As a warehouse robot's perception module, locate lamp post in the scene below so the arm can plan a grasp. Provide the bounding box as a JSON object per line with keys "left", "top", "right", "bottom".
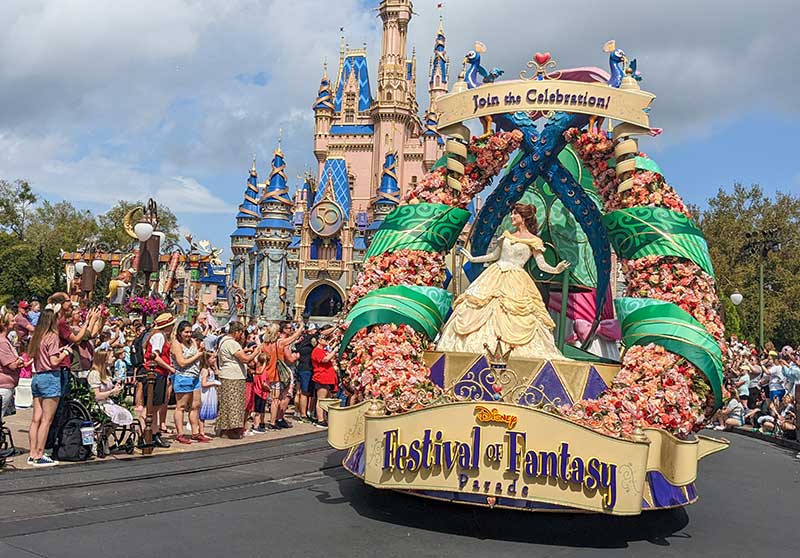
{"left": 141, "top": 361, "right": 156, "bottom": 456}
{"left": 740, "top": 228, "right": 781, "bottom": 349}
{"left": 73, "top": 238, "right": 110, "bottom": 299}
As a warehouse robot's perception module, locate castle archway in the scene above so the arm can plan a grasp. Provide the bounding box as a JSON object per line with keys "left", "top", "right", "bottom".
{"left": 302, "top": 280, "right": 344, "bottom": 318}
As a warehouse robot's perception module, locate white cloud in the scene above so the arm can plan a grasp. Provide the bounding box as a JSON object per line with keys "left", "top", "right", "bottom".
{"left": 0, "top": 0, "right": 798, "bottom": 253}
{"left": 0, "top": 131, "right": 231, "bottom": 214}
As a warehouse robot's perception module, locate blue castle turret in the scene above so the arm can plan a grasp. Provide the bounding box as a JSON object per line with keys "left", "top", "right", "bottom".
{"left": 372, "top": 150, "right": 400, "bottom": 225}
{"left": 253, "top": 138, "right": 296, "bottom": 321}
{"left": 256, "top": 141, "right": 294, "bottom": 242}
{"left": 230, "top": 158, "right": 261, "bottom": 254}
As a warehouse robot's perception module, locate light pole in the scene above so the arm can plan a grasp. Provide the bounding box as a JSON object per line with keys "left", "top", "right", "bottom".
{"left": 740, "top": 228, "right": 781, "bottom": 349}
{"left": 73, "top": 238, "right": 110, "bottom": 300}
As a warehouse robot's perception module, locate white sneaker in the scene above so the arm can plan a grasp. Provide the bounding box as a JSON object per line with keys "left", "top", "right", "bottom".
{"left": 244, "top": 429, "right": 257, "bottom": 437}
{"left": 26, "top": 456, "right": 36, "bottom": 466}
{"left": 32, "top": 455, "right": 59, "bottom": 467}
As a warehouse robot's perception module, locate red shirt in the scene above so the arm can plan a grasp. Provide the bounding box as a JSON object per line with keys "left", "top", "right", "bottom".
{"left": 311, "top": 346, "right": 337, "bottom": 387}
{"left": 144, "top": 332, "right": 172, "bottom": 376}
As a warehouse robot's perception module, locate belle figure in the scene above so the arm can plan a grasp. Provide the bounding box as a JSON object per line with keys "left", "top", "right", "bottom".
{"left": 437, "top": 203, "right": 569, "bottom": 360}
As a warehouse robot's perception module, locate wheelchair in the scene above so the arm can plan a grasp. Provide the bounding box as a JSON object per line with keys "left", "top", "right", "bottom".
{"left": 64, "top": 372, "right": 141, "bottom": 458}
{"left": 0, "top": 396, "right": 15, "bottom": 468}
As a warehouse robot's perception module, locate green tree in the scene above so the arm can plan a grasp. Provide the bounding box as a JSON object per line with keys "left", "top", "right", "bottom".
{"left": 696, "top": 183, "right": 800, "bottom": 347}
{"left": 26, "top": 201, "right": 100, "bottom": 294}
{"left": 97, "top": 200, "right": 180, "bottom": 251}
{"left": 0, "top": 179, "right": 37, "bottom": 240}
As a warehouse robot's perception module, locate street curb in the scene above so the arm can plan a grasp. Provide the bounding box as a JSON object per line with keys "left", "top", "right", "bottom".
{"left": 730, "top": 426, "right": 800, "bottom": 452}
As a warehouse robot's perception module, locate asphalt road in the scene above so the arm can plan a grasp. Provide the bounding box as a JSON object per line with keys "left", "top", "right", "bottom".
{"left": 0, "top": 431, "right": 797, "bottom": 558}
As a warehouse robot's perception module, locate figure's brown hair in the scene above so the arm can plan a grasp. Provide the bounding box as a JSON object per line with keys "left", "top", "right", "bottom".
{"left": 512, "top": 203, "right": 538, "bottom": 234}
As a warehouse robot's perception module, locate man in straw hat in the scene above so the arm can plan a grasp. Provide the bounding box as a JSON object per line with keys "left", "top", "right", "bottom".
{"left": 143, "top": 313, "right": 177, "bottom": 448}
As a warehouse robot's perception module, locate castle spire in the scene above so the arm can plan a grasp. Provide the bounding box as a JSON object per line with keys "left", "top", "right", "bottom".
{"left": 428, "top": 14, "right": 448, "bottom": 98}
{"left": 255, "top": 138, "right": 294, "bottom": 248}
{"left": 230, "top": 158, "right": 261, "bottom": 253}
{"left": 376, "top": 0, "right": 413, "bottom": 106}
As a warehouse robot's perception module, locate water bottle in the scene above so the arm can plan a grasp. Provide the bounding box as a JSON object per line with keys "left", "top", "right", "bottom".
{"left": 80, "top": 421, "right": 95, "bottom": 446}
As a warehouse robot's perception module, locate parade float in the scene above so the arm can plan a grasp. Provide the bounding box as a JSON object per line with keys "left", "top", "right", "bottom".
{"left": 325, "top": 41, "right": 728, "bottom": 515}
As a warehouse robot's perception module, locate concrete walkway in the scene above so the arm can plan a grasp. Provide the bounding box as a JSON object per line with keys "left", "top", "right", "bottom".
{"left": 1, "top": 405, "right": 323, "bottom": 471}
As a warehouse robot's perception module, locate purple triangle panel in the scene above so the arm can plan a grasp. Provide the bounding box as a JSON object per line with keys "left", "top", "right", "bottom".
{"left": 519, "top": 361, "right": 571, "bottom": 407}
{"left": 582, "top": 366, "right": 610, "bottom": 400}
{"left": 428, "top": 354, "right": 445, "bottom": 388}
{"left": 453, "top": 356, "right": 494, "bottom": 401}
{"left": 647, "top": 471, "right": 689, "bottom": 508}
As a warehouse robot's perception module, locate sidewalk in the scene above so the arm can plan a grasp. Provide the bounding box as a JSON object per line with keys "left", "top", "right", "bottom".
{"left": 730, "top": 425, "right": 800, "bottom": 452}
{"left": 1, "top": 405, "right": 323, "bottom": 472}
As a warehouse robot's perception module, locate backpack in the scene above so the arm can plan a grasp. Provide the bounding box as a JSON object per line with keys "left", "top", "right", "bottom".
{"left": 54, "top": 418, "right": 92, "bottom": 462}
{"left": 130, "top": 330, "right": 151, "bottom": 370}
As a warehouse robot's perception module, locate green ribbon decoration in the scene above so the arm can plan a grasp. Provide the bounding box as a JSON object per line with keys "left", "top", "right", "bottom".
{"left": 616, "top": 297, "right": 724, "bottom": 408}
{"left": 339, "top": 285, "right": 453, "bottom": 355}
{"left": 365, "top": 203, "right": 471, "bottom": 258}
{"left": 603, "top": 207, "right": 715, "bottom": 278}
{"left": 634, "top": 156, "right": 663, "bottom": 177}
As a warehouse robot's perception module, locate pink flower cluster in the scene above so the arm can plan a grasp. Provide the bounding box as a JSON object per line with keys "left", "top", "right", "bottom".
{"left": 405, "top": 130, "right": 524, "bottom": 208}
{"left": 341, "top": 324, "right": 438, "bottom": 401}
{"left": 347, "top": 249, "right": 446, "bottom": 309}
{"left": 564, "top": 128, "right": 726, "bottom": 438}
{"left": 623, "top": 256, "right": 725, "bottom": 342}
{"left": 568, "top": 345, "right": 708, "bottom": 438}
{"left": 124, "top": 296, "right": 167, "bottom": 317}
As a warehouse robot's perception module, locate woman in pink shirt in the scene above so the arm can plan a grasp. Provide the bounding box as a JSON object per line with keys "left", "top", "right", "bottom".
{"left": 0, "top": 313, "right": 30, "bottom": 418}
{"left": 27, "top": 307, "right": 73, "bottom": 467}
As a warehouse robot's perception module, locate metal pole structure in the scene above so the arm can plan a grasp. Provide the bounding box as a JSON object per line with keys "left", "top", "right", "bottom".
{"left": 758, "top": 259, "right": 764, "bottom": 350}
{"left": 556, "top": 271, "right": 570, "bottom": 351}
{"left": 141, "top": 361, "right": 156, "bottom": 456}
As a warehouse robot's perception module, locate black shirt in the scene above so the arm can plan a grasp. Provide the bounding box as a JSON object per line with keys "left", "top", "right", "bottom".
{"left": 295, "top": 334, "right": 317, "bottom": 372}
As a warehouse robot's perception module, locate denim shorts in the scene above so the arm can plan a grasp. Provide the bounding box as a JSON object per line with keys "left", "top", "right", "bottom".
{"left": 769, "top": 389, "right": 786, "bottom": 402}
{"left": 173, "top": 374, "right": 201, "bottom": 393}
{"left": 297, "top": 370, "right": 313, "bottom": 394}
{"left": 31, "top": 371, "right": 62, "bottom": 399}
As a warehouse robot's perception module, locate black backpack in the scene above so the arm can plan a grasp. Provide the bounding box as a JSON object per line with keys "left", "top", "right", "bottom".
{"left": 130, "top": 330, "right": 151, "bottom": 370}
{"left": 54, "top": 418, "right": 92, "bottom": 462}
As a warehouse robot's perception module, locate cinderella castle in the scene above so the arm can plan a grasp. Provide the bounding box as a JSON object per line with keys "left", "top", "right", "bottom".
{"left": 229, "top": 0, "right": 449, "bottom": 322}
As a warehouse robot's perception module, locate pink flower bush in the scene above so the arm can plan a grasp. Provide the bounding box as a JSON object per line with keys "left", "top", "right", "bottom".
{"left": 347, "top": 250, "right": 446, "bottom": 309}
{"left": 124, "top": 296, "right": 167, "bottom": 317}
{"left": 342, "top": 324, "right": 437, "bottom": 400}
{"left": 564, "top": 128, "right": 726, "bottom": 438}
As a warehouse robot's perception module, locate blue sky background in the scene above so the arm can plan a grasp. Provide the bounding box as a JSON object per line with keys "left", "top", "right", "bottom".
{"left": 0, "top": 0, "right": 797, "bottom": 257}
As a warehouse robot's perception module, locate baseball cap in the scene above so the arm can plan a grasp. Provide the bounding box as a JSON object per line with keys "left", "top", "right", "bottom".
{"left": 18, "top": 300, "right": 29, "bottom": 310}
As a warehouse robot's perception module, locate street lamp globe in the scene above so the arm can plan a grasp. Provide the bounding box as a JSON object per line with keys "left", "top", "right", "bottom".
{"left": 74, "top": 261, "right": 87, "bottom": 275}
{"left": 730, "top": 290, "right": 743, "bottom": 306}
{"left": 134, "top": 222, "right": 154, "bottom": 242}
{"left": 92, "top": 259, "right": 106, "bottom": 273}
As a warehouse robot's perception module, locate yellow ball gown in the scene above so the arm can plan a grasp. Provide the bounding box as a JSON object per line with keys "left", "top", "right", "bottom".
{"left": 437, "top": 231, "right": 564, "bottom": 360}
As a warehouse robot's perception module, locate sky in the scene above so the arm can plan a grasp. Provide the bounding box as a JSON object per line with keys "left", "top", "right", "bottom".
{"left": 0, "top": 0, "right": 798, "bottom": 257}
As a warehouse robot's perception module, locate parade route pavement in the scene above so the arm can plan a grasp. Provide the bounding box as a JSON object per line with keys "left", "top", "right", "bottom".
{"left": 0, "top": 431, "right": 797, "bottom": 557}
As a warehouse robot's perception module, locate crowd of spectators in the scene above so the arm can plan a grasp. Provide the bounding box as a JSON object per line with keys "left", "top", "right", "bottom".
{"left": 710, "top": 336, "right": 798, "bottom": 441}
{"left": 0, "top": 292, "right": 341, "bottom": 467}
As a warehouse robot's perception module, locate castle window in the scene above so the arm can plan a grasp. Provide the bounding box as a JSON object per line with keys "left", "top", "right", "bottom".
{"left": 344, "top": 92, "right": 356, "bottom": 123}
{"left": 435, "top": 76, "right": 440, "bottom": 87}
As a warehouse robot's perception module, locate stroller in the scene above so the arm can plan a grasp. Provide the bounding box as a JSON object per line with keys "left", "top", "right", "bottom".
{"left": 48, "top": 372, "right": 140, "bottom": 460}
{"left": 0, "top": 395, "right": 16, "bottom": 467}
